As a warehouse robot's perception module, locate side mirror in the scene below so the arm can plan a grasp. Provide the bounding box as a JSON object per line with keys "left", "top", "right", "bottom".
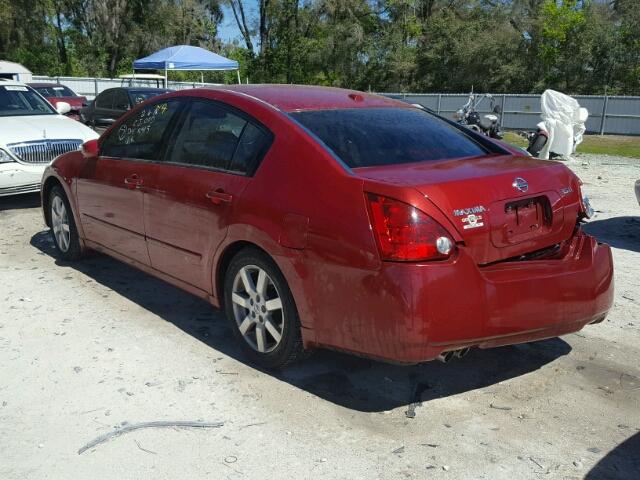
{"left": 81, "top": 139, "right": 99, "bottom": 160}
{"left": 493, "top": 104, "right": 502, "bottom": 114}
{"left": 56, "top": 101, "right": 71, "bottom": 115}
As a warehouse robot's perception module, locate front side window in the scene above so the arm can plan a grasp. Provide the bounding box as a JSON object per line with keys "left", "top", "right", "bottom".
{"left": 167, "top": 100, "right": 247, "bottom": 171}
{"left": 290, "top": 107, "right": 487, "bottom": 168}
{"left": 100, "top": 100, "right": 181, "bottom": 161}
{"left": 0, "top": 85, "right": 56, "bottom": 117}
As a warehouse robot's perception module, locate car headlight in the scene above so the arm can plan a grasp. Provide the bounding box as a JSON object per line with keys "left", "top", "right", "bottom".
{"left": 0, "top": 148, "right": 16, "bottom": 163}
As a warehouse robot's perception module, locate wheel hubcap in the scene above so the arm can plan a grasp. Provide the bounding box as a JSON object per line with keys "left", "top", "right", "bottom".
{"left": 231, "top": 265, "right": 284, "bottom": 353}
{"left": 51, "top": 195, "right": 71, "bottom": 253}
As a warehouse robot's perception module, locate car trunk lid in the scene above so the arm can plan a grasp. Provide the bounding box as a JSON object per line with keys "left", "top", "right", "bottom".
{"left": 355, "top": 154, "right": 582, "bottom": 264}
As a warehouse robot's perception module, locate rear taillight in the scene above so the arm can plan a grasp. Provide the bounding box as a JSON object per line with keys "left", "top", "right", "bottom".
{"left": 366, "top": 193, "right": 456, "bottom": 262}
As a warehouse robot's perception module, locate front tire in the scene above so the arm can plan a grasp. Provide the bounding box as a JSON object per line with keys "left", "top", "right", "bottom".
{"left": 49, "top": 185, "right": 83, "bottom": 261}
{"left": 224, "top": 248, "right": 305, "bottom": 369}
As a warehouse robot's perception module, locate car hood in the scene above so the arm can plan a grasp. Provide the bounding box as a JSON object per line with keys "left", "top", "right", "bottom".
{"left": 0, "top": 115, "right": 98, "bottom": 146}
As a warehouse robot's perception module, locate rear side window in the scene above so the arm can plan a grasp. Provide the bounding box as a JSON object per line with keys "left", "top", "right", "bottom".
{"left": 34, "top": 86, "right": 76, "bottom": 97}
{"left": 291, "top": 108, "right": 487, "bottom": 168}
{"left": 113, "top": 90, "right": 130, "bottom": 111}
{"left": 96, "top": 90, "right": 115, "bottom": 109}
{"left": 228, "top": 123, "right": 272, "bottom": 174}
{"left": 166, "top": 100, "right": 271, "bottom": 174}
{"left": 100, "top": 100, "right": 181, "bottom": 160}
{"left": 167, "top": 101, "right": 244, "bottom": 170}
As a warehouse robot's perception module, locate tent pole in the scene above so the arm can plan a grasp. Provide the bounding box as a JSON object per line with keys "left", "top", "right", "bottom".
{"left": 237, "top": 70, "right": 241, "bottom": 85}
{"left": 164, "top": 67, "right": 168, "bottom": 88}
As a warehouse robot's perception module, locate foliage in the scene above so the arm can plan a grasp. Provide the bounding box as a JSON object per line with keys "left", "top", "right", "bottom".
{"left": 1, "top": 0, "right": 639, "bottom": 94}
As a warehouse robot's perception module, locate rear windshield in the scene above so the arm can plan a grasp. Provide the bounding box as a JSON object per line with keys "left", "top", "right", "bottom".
{"left": 33, "top": 85, "right": 77, "bottom": 97}
{"left": 129, "top": 90, "right": 171, "bottom": 105}
{"left": 290, "top": 107, "right": 487, "bottom": 168}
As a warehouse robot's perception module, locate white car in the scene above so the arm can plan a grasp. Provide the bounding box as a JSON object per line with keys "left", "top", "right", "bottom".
{"left": 0, "top": 80, "right": 98, "bottom": 196}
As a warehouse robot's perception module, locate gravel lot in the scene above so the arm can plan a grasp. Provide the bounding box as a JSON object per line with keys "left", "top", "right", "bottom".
{"left": 1, "top": 153, "right": 639, "bottom": 480}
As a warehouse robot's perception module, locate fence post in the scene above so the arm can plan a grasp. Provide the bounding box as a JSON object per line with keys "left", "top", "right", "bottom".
{"left": 437, "top": 94, "right": 442, "bottom": 114}
{"left": 599, "top": 95, "right": 609, "bottom": 136}
{"left": 94, "top": 78, "right": 98, "bottom": 98}
{"left": 500, "top": 94, "right": 507, "bottom": 128}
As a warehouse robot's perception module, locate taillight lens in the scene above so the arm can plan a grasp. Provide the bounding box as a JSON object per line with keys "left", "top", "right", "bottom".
{"left": 366, "top": 193, "right": 456, "bottom": 262}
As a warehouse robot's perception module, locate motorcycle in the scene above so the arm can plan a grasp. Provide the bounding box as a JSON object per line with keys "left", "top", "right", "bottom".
{"left": 455, "top": 92, "right": 503, "bottom": 139}
{"left": 527, "top": 89, "right": 588, "bottom": 159}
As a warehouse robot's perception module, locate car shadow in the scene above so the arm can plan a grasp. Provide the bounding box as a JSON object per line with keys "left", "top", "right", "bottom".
{"left": 586, "top": 432, "right": 640, "bottom": 480}
{"left": 31, "top": 230, "right": 572, "bottom": 413}
{"left": 583, "top": 216, "right": 640, "bottom": 253}
{"left": 0, "top": 192, "right": 41, "bottom": 211}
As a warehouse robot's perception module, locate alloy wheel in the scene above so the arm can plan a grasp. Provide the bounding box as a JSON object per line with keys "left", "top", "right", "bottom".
{"left": 231, "top": 265, "right": 284, "bottom": 353}
{"left": 51, "top": 195, "right": 71, "bottom": 253}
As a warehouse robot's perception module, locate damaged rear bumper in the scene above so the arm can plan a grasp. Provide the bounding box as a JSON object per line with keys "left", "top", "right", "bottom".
{"left": 318, "top": 231, "right": 614, "bottom": 364}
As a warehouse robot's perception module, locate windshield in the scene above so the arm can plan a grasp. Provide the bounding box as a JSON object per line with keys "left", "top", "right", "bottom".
{"left": 129, "top": 90, "right": 170, "bottom": 105}
{"left": 33, "top": 85, "right": 77, "bottom": 97}
{"left": 0, "top": 85, "right": 56, "bottom": 117}
{"left": 290, "top": 107, "right": 487, "bottom": 168}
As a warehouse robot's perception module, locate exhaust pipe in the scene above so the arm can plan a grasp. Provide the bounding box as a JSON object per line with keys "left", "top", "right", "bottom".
{"left": 437, "top": 351, "right": 454, "bottom": 363}
{"left": 454, "top": 347, "right": 470, "bottom": 359}
{"left": 437, "top": 348, "right": 471, "bottom": 363}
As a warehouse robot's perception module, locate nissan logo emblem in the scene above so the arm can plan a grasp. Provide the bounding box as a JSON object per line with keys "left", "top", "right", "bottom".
{"left": 513, "top": 177, "right": 528, "bottom": 193}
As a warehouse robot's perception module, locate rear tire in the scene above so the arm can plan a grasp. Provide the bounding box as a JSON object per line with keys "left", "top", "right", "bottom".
{"left": 528, "top": 133, "right": 547, "bottom": 157}
{"left": 48, "top": 185, "right": 83, "bottom": 261}
{"left": 223, "top": 247, "right": 306, "bottom": 369}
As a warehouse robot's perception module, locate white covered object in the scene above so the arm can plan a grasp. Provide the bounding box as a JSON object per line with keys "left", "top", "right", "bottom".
{"left": 538, "top": 89, "right": 588, "bottom": 160}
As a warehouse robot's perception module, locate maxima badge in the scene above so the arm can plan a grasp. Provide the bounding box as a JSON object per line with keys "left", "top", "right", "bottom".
{"left": 513, "top": 177, "right": 529, "bottom": 193}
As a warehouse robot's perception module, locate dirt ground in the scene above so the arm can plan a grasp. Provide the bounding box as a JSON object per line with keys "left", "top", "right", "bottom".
{"left": 1, "top": 153, "right": 639, "bottom": 480}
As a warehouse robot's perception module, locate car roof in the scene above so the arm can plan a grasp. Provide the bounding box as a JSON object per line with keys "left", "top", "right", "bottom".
{"left": 206, "top": 84, "right": 407, "bottom": 113}
{"left": 99, "top": 87, "right": 171, "bottom": 94}
{"left": 123, "top": 87, "right": 171, "bottom": 93}
{"left": 28, "top": 82, "right": 67, "bottom": 88}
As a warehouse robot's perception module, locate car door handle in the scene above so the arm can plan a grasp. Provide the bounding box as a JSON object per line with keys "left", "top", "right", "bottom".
{"left": 124, "top": 174, "right": 143, "bottom": 189}
{"left": 206, "top": 189, "right": 233, "bottom": 206}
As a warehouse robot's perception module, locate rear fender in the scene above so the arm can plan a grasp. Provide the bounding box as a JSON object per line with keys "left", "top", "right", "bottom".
{"left": 212, "top": 223, "right": 315, "bottom": 341}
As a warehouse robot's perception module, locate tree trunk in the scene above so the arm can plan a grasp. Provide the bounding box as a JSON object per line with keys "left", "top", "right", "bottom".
{"left": 285, "top": 0, "right": 299, "bottom": 84}
{"left": 54, "top": 7, "right": 69, "bottom": 74}
{"left": 228, "top": 0, "right": 254, "bottom": 54}
{"left": 259, "top": 0, "right": 271, "bottom": 55}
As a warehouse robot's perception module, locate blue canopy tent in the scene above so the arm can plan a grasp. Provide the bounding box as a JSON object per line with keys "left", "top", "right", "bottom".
{"left": 133, "top": 45, "right": 240, "bottom": 86}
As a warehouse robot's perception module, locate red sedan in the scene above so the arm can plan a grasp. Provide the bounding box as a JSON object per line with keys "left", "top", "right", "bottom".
{"left": 40, "top": 85, "right": 614, "bottom": 369}
{"left": 29, "top": 83, "right": 87, "bottom": 121}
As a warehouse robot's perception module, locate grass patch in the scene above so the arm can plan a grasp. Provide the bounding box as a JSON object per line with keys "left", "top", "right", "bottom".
{"left": 503, "top": 131, "right": 528, "bottom": 149}
{"left": 577, "top": 135, "right": 640, "bottom": 158}
{"left": 502, "top": 131, "right": 640, "bottom": 159}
